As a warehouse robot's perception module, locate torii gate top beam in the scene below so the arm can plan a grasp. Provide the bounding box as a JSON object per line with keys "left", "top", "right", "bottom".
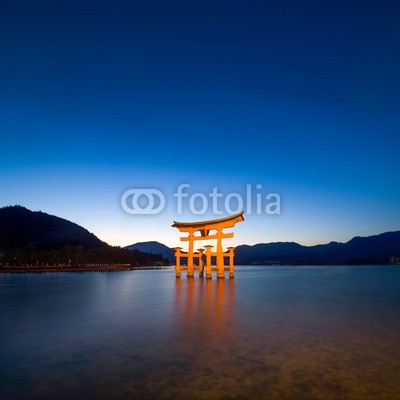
{"left": 171, "top": 211, "right": 244, "bottom": 234}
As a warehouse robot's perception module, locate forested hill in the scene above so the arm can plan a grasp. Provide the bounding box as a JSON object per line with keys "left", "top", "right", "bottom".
{"left": 0, "top": 205, "right": 105, "bottom": 249}
{"left": 0, "top": 206, "right": 167, "bottom": 267}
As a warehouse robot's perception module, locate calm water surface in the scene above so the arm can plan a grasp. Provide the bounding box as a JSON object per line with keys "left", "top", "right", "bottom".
{"left": 1, "top": 266, "right": 400, "bottom": 400}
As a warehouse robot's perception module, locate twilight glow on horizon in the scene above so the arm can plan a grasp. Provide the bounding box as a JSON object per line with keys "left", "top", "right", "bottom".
{"left": 1, "top": 0, "right": 399, "bottom": 248}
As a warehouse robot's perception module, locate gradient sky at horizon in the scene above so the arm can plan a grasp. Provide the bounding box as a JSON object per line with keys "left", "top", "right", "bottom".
{"left": 1, "top": 0, "right": 399, "bottom": 248}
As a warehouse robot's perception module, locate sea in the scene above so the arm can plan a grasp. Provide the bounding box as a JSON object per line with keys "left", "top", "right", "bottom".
{"left": 1, "top": 265, "right": 400, "bottom": 400}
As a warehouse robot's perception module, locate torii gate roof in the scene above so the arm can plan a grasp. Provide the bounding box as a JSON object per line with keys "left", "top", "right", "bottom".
{"left": 172, "top": 211, "right": 244, "bottom": 230}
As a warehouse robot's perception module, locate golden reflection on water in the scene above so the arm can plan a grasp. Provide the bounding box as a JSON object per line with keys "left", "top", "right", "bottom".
{"left": 174, "top": 278, "right": 236, "bottom": 343}
{"left": 154, "top": 278, "right": 243, "bottom": 400}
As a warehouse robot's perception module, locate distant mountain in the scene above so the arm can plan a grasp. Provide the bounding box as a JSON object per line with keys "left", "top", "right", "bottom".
{"left": 0, "top": 205, "right": 106, "bottom": 250}
{"left": 235, "top": 231, "right": 400, "bottom": 265}
{"left": 125, "top": 241, "right": 175, "bottom": 262}
{"left": 128, "top": 231, "right": 400, "bottom": 265}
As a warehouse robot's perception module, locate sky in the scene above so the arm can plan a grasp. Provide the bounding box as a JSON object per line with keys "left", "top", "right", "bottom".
{"left": 1, "top": 0, "right": 399, "bottom": 249}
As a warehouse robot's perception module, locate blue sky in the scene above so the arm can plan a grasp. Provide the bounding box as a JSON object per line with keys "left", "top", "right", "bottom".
{"left": 1, "top": 0, "right": 399, "bottom": 248}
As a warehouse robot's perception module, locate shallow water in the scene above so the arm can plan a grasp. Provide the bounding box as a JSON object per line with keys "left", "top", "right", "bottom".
{"left": 1, "top": 266, "right": 400, "bottom": 399}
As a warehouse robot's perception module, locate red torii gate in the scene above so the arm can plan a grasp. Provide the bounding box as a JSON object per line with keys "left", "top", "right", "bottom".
{"left": 172, "top": 211, "right": 244, "bottom": 279}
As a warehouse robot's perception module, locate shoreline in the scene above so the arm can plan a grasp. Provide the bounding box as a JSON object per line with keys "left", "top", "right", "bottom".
{"left": 0, "top": 265, "right": 133, "bottom": 273}
{"left": 0, "top": 265, "right": 174, "bottom": 273}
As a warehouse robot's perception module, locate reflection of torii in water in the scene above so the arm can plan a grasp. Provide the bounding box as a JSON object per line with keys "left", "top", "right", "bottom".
{"left": 172, "top": 211, "right": 244, "bottom": 279}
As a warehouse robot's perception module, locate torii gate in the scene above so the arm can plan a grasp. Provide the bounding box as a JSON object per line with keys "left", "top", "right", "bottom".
{"left": 172, "top": 211, "right": 244, "bottom": 279}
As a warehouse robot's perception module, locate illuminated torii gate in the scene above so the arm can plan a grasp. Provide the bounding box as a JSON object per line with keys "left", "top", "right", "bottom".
{"left": 172, "top": 211, "right": 244, "bottom": 279}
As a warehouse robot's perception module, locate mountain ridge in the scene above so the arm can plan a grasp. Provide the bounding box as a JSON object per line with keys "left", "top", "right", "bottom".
{"left": 2, "top": 205, "right": 398, "bottom": 266}
{"left": 125, "top": 230, "right": 400, "bottom": 265}
{"left": 124, "top": 241, "right": 175, "bottom": 262}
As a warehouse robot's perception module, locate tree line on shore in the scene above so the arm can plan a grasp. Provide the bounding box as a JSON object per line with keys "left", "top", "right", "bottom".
{"left": 0, "top": 245, "right": 168, "bottom": 267}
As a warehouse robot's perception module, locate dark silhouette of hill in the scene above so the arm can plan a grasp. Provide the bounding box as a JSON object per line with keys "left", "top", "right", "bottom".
{"left": 235, "top": 231, "right": 400, "bottom": 265}
{"left": 0, "top": 205, "right": 106, "bottom": 250}
{"left": 0, "top": 206, "right": 167, "bottom": 267}
{"left": 125, "top": 241, "right": 175, "bottom": 262}
{"left": 128, "top": 231, "right": 400, "bottom": 265}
